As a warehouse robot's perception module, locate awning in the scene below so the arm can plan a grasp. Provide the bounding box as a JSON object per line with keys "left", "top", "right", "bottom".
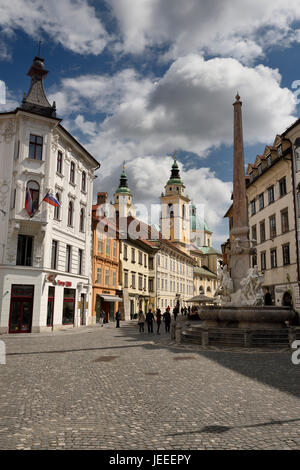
{"left": 100, "top": 294, "right": 122, "bottom": 302}
{"left": 186, "top": 294, "right": 214, "bottom": 303}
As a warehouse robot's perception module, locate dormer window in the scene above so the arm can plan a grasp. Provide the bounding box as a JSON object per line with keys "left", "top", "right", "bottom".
{"left": 277, "top": 145, "right": 283, "bottom": 157}
{"left": 267, "top": 155, "right": 272, "bottom": 167}
{"left": 250, "top": 173, "right": 254, "bottom": 183}
{"left": 258, "top": 164, "right": 262, "bottom": 175}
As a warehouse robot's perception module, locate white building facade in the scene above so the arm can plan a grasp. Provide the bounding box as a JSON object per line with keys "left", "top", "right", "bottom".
{"left": 0, "top": 54, "right": 99, "bottom": 333}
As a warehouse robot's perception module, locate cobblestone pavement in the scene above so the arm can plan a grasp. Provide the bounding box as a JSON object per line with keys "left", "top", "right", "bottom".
{"left": 0, "top": 320, "right": 300, "bottom": 450}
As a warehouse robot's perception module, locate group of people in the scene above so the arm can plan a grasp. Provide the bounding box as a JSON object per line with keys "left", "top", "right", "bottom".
{"left": 137, "top": 308, "right": 172, "bottom": 334}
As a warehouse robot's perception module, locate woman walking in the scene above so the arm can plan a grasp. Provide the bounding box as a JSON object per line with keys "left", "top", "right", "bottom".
{"left": 137, "top": 310, "right": 145, "bottom": 333}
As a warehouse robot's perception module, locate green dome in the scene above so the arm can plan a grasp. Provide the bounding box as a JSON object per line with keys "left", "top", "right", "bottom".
{"left": 115, "top": 168, "right": 131, "bottom": 194}
{"left": 190, "top": 214, "right": 210, "bottom": 232}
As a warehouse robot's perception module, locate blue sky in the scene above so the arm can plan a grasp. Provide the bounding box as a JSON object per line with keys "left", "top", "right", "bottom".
{"left": 1, "top": 0, "right": 300, "bottom": 246}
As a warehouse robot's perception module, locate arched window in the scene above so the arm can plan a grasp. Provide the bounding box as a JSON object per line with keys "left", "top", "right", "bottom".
{"left": 68, "top": 201, "right": 74, "bottom": 226}
{"left": 79, "top": 207, "right": 85, "bottom": 232}
{"left": 26, "top": 180, "right": 40, "bottom": 212}
{"left": 199, "top": 285, "right": 204, "bottom": 294}
{"left": 81, "top": 171, "right": 86, "bottom": 192}
{"left": 54, "top": 193, "right": 60, "bottom": 220}
{"left": 168, "top": 203, "right": 174, "bottom": 218}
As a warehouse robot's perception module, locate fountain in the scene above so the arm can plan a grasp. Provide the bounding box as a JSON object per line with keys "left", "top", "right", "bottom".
{"left": 182, "top": 94, "right": 297, "bottom": 348}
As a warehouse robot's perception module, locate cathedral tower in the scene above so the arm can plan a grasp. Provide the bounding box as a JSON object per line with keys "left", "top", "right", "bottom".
{"left": 113, "top": 165, "right": 135, "bottom": 218}
{"left": 160, "top": 155, "right": 190, "bottom": 248}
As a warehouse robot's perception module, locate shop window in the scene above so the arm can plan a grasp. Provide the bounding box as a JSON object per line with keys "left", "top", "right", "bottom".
{"left": 62, "top": 288, "right": 75, "bottom": 325}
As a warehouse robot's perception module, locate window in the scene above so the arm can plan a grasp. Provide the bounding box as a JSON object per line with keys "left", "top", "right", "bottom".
{"left": 270, "top": 249, "right": 277, "bottom": 268}
{"left": 16, "top": 235, "right": 33, "bottom": 266}
{"left": 131, "top": 248, "right": 135, "bottom": 263}
{"left": 281, "top": 209, "right": 289, "bottom": 233}
{"left": 277, "top": 145, "right": 283, "bottom": 157}
{"left": 252, "top": 225, "right": 257, "bottom": 244}
{"left": 258, "top": 193, "right": 264, "bottom": 210}
{"left": 124, "top": 271, "right": 128, "bottom": 288}
{"left": 295, "top": 142, "right": 300, "bottom": 172}
{"left": 112, "top": 272, "right": 116, "bottom": 287}
{"left": 124, "top": 244, "right": 128, "bottom": 260}
{"left": 131, "top": 273, "right": 136, "bottom": 289}
{"left": 138, "top": 251, "right": 143, "bottom": 265}
{"left": 29, "top": 134, "right": 43, "bottom": 160}
{"left": 269, "top": 215, "right": 276, "bottom": 239}
{"left": 149, "top": 257, "right": 153, "bottom": 270}
{"left": 260, "top": 221, "right": 266, "bottom": 243}
{"left": 81, "top": 171, "right": 86, "bottom": 192}
{"left": 96, "top": 267, "right": 101, "bottom": 284}
{"left": 105, "top": 269, "right": 109, "bottom": 286}
{"left": 252, "top": 254, "right": 257, "bottom": 267}
{"left": 157, "top": 254, "right": 160, "bottom": 266}
{"left": 279, "top": 177, "right": 287, "bottom": 197}
{"left": 138, "top": 274, "right": 143, "bottom": 290}
{"left": 106, "top": 238, "right": 110, "bottom": 256}
{"left": 149, "top": 278, "right": 154, "bottom": 292}
{"left": 78, "top": 249, "right": 83, "bottom": 275}
{"left": 267, "top": 155, "right": 272, "bottom": 167}
{"left": 250, "top": 199, "right": 256, "bottom": 215}
{"left": 51, "top": 240, "right": 58, "bottom": 269}
{"left": 66, "top": 245, "right": 72, "bottom": 272}
{"left": 26, "top": 180, "right": 40, "bottom": 212}
{"left": 62, "top": 288, "right": 75, "bottom": 325}
{"left": 113, "top": 241, "right": 117, "bottom": 258}
{"left": 57, "top": 151, "right": 63, "bottom": 174}
{"left": 144, "top": 254, "right": 147, "bottom": 267}
{"left": 70, "top": 161, "right": 75, "bottom": 184}
{"left": 54, "top": 193, "right": 60, "bottom": 220}
{"left": 79, "top": 208, "right": 85, "bottom": 232}
{"left": 98, "top": 237, "right": 102, "bottom": 253}
{"left": 47, "top": 287, "right": 55, "bottom": 327}
{"left": 258, "top": 164, "right": 262, "bottom": 175}
{"left": 261, "top": 252, "right": 266, "bottom": 271}
{"left": 68, "top": 201, "right": 74, "bottom": 226}
{"left": 282, "top": 244, "right": 290, "bottom": 265}
{"left": 268, "top": 186, "right": 275, "bottom": 204}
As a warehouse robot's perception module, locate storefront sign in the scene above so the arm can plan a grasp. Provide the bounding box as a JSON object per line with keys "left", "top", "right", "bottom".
{"left": 47, "top": 274, "right": 72, "bottom": 287}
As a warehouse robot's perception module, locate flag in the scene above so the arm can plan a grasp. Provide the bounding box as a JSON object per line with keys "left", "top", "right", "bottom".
{"left": 43, "top": 193, "right": 61, "bottom": 208}
{"left": 25, "top": 188, "right": 34, "bottom": 217}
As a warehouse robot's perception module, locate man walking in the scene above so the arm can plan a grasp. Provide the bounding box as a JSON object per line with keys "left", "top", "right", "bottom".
{"left": 146, "top": 309, "right": 154, "bottom": 333}
{"left": 115, "top": 310, "right": 121, "bottom": 328}
{"left": 156, "top": 308, "right": 162, "bottom": 335}
{"left": 163, "top": 309, "right": 171, "bottom": 333}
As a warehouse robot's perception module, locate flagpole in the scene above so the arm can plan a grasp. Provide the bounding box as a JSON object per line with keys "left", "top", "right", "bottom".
{"left": 30, "top": 188, "right": 51, "bottom": 219}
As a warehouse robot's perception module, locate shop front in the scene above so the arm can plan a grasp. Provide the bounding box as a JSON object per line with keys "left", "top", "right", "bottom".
{"left": 9, "top": 284, "right": 34, "bottom": 333}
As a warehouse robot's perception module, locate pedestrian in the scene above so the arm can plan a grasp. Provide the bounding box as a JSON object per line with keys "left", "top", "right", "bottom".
{"left": 100, "top": 309, "right": 105, "bottom": 327}
{"left": 173, "top": 306, "right": 178, "bottom": 322}
{"left": 137, "top": 309, "right": 145, "bottom": 333}
{"left": 163, "top": 309, "right": 171, "bottom": 333}
{"left": 184, "top": 307, "right": 187, "bottom": 317}
{"left": 181, "top": 307, "right": 184, "bottom": 315}
{"left": 156, "top": 308, "right": 162, "bottom": 334}
{"left": 146, "top": 309, "right": 154, "bottom": 333}
{"left": 115, "top": 310, "right": 121, "bottom": 328}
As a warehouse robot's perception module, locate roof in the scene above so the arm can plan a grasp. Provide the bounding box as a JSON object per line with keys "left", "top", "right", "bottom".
{"left": 194, "top": 266, "right": 217, "bottom": 278}
{"left": 190, "top": 213, "right": 211, "bottom": 232}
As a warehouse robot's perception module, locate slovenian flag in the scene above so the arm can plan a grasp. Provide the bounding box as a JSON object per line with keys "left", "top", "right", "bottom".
{"left": 43, "top": 193, "right": 61, "bottom": 208}
{"left": 25, "top": 188, "right": 34, "bottom": 217}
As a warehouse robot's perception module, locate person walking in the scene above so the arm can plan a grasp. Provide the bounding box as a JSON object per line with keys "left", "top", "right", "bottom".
{"left": 156, "top": 308, "right": 162, "bottom": 334}
{"left": 115, "top": 310, "right": 121, "bottom": 328}
{"left": 137, "top": 310, "right": 145, "bottom": 333}
{"left": 146, "top": 309, "right": 154, "bottom": 333}
{"left": 163, "top": 309, "right": 171, "bottom": 333}
{"left": 173, "top": 306, "right": 178, "bottom": 322}
{"left": 99, "top": 309, "right": 105, "bottom": 327}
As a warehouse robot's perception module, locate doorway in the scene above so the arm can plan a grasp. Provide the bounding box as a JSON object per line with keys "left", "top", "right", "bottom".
{"left": 80, "top": 294, "right": 86, "bottom": 325}
{"left": 9, "top": 285, "right": 34, "bottom": 333}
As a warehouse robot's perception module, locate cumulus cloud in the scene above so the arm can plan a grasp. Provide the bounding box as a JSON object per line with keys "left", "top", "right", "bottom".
{"left": 108, "top": 0, "right": 300, "bottom": 63}
{"left": 51, "top": 54, "right": 296, "bottom": 244}
{"left": 0, "top": 0, "right": 109, "bottom": 57}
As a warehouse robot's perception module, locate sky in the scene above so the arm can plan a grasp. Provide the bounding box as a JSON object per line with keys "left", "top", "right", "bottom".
{"left": 1, "top": 0, "right": 300, "bottom": 248}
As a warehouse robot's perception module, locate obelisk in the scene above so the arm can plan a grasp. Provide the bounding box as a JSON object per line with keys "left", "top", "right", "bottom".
{"left": 231, "top": 93, "right": 250, "bottom": 292}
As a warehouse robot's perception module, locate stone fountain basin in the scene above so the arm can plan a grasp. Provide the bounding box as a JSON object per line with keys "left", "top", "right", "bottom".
{"left": 198, "top": 305, "right": 295, "bottom": 329}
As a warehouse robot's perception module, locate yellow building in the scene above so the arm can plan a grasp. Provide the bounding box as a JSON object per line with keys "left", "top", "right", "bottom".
{"left": 246, "top": 135, "right": 298, "bottom": 309}
{"left": 91, "top": 193, "right": 121, "bottom": 323}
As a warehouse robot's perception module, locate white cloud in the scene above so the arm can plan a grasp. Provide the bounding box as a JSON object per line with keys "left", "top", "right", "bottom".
{"left": 108, "top": 0, "right": 300, "bottom": 63}
{"left": 51, "top": 53, "right": 296, "bottom": 245}
{"left": 0, "top": 0, "right": 109, "bottom": 57}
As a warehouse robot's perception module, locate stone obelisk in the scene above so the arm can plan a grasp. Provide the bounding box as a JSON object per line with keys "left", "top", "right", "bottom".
{"left": 231, "top": 94, "right": 250, "bottom": 292}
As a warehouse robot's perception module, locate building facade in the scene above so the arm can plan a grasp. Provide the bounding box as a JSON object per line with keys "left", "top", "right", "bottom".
{"left": 92, "top": 193, "right": 121, "bottom": 324}
{"left": 246, "top": 135, "right": 298, "bottom": 309}
{"left": 0, "top": 53, "right": 99, "bottom": 333}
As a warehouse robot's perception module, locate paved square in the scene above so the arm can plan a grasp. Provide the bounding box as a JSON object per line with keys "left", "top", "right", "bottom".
{"left": 0, "top": 321, "right": 299, "bottom": 450}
